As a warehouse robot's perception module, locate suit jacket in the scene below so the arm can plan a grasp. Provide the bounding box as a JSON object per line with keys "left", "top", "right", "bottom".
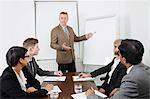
{"left": 50, "top": 24, "right": 87, "bottom": 64}
{"left": 0, "top": 67, "right": 48, "bottom": 98}
{"left": 112, "top": 63, "right": 150, "bottom": 99}
{"left": 90, "top": 57, "right": 127, "bottom": 95}
{"left": 26, "top": 57, "right": 54, "bottom": 77}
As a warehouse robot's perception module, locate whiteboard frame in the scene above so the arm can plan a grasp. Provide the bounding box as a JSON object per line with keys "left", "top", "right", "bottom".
{"left": 83, "top": 14, "right": 120, "bottom": 65}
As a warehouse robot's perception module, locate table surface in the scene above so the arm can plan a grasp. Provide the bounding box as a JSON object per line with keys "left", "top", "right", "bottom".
{"left": 42, "top": 72, "right": 98, "bottom": 99}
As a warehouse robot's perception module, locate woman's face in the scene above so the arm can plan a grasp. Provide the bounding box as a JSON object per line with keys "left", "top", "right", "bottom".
{"left": 20, "top": 53, "right": 30, "bottom": 67}
{"left": 113, "top": 43, "right": 119, "bottom": 56}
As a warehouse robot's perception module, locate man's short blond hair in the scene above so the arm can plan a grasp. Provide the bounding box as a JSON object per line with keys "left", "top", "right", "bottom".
{"left": 23, "top": 38, "right": 38, "bottom": 49}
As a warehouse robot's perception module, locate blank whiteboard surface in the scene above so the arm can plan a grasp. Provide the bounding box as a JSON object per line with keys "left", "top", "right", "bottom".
{"left": 83, "top": 16, "right": 117, "bottom": 65}
{"left": 36, "top": 1, "right": 79, "bottom": 60}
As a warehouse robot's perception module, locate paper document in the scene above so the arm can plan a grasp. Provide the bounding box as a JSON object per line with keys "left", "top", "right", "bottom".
{"left": 71, "top": 90, "right": 107, "bottom": 99}
{"left": 44, "top": 76, "right": 66, "bottom": 81}
{"left": 35, "top": 75, "right": 46, "bottom": 85}
{"left": 94, "top": 90, "right": 107, "bottom": 98}
{"left": 71, "top": 92, "right": 87, "bottom": 99}
{"left": 73, "top": 76, "right": 95, "bottom": 81}
{"left": 47, "top": 86, "right": 62, "bottom": 95}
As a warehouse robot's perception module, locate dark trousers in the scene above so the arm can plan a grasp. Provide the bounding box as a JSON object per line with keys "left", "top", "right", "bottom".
{"left": 98, "top": 82, "right": 113, "bottom": 96}
{"left": 58, "top": 61, "right": 76, "bottom": 72}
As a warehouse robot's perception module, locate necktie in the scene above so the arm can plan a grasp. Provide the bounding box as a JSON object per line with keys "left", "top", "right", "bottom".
{"left": 64, "top": 27, "right": 69, "bottom": 38}
{"left": 64, "top": 27, "right": 68, "bottom": 33}
{"left": 29, "top": 61, "right": 35, "bottom": 76}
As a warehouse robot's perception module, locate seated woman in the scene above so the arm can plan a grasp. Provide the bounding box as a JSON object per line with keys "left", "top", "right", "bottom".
{"left": 0, "top": 46, "right": 53, "bottom": 98}
{"left": 79, "top": 39, "right": 127, "bottom": 97}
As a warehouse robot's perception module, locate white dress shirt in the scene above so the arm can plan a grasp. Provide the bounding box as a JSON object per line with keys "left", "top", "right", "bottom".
{"left": 12, "top": 67, "right": 27, "bottom": 91}
{"left": 127, "top": 65, "right": 133, "bottom": 74}
{"left": 107, "top": 58, "right": 120, "bottom": 83}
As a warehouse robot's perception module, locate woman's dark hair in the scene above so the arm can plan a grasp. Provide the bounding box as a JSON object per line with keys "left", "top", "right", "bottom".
{"left": 6, "top": 46, "right": 28, "bottom": 67}
{"left": 119, "top": 39, "right": 144, "bottom": 65}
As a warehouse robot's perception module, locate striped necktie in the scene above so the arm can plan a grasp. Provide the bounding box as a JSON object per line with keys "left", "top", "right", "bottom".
{"left": 64, "top": 27, "right": 69, "bottom": 38}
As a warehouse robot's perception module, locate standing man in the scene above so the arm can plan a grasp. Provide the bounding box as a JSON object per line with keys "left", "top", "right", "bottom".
{"left": 50, "top": 12, "right": 93, "bottom": 72}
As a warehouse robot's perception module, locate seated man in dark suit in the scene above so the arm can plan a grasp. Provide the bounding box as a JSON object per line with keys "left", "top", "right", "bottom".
{"left": 23, "top": 38, "right": 63, "bottom": 78}
{"left": 86, "top": 39, "right": 150, "bottom": 99}
{"left": 0, "top": 46, "right": 53, "bottom": 98}
{"left": 79, "top": 39, "right": 127, "bottom": 97}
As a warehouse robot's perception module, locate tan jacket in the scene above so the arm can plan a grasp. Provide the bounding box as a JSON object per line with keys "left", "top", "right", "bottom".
{"left": 50, "top": 24, "right": 87, "bottom": 64}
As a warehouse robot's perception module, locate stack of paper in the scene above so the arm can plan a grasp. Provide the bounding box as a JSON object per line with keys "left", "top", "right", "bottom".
{"left": 94, "top": 90, "right": 107, "bottom": 98}
{"left": 71, "top": 90, "right": 107, "bottom": 99}
{"left": 44, "top": 76, "right": 66, "bottom": 81}
{"left": 72, "top": 76, "right": 95, "bottom": 81}
{"left": 71, "top": 92, "right": 87, "bottom": 99}
{"left": 47, "top": 86, "right": 62, "bottom": 95}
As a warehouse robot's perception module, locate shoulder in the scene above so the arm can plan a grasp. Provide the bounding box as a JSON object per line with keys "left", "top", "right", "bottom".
{"left": 124, "top": 64, "right": 150, "bottom": 81}
{"left": 51, "top": 25, "right": 60, "bottom": 32}
{"left": 67, "top": 25, "right": 73, "bottom": 29}
{"left": 0, "top": 67, "right": 16, "bottom": 83}
{"left": 132, "top": 64, "right": 150, "bottom": 79}
{"left": 67, "top": 26, "right": 74, "bottom": 31}
{"left": 131, "top": 63, "right": 150, "bottom": 75}
{"left": 1, "top": 67, "right": 14, "bottom": 78}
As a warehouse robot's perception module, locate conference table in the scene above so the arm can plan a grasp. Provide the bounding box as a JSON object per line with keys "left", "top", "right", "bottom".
{"left": 41, "top": 72, "right": 98, "bottom": 99}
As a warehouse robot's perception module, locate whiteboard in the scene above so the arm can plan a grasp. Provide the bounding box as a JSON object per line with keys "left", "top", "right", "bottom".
{"left": 35, "top": 1, "right": 79, "bottom": 60}
{"left": 83, "top": 15, "right": 118, "bottom": 65}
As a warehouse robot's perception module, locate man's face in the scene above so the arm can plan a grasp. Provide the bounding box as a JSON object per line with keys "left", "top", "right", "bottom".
{"left": 119, "top": 52, "right": 127, "bottom": 68}
{"left": 119, "top": 53, "right": 124, "bottom": 64}
{"left": 28, "top": 43, "right": 40, "bottom": 56}
{"left": 59, "top": 14, "right": 68, "bottom": 26}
